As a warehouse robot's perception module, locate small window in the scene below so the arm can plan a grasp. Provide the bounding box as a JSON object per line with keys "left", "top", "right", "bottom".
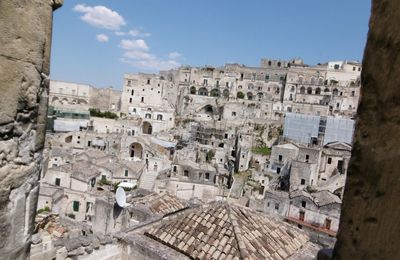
{"left": 125, "top": 169, "right": 128, "bottom": 177}
{"left": 351, "top": 91, "right": 355, "bottom": 96}
{"left": 147, "top": 79, "right": 150, "bottom": 84}
{"left": 275, "top": 203, "right": 279, "bottom": 210}
{"left": 141, "top": 97, "right": 144, "bottom": 102}
{"left": 305, "top": 154, "right": 309, "bottom": 162}
{"left": 205, "top": 172, "right": 210, "bottom": 180}
{"left": 277, "top": 167, "right": 281, "bottom": 174}
{"left": 131, "top": 89, "right": 134, "bottom": 95}
{"left": 129, "top": 98, "right": 132, "bottom": 103}
{"left": 278, "top": 155, "right": 283, "bottom": 161}
{"left": 301, "top": 179, "right": 306, "bottom": 185}
{"left": 328, "top": 157, "right": 332, "bottom": 164}
{"left": 73, "top": 201, "right": 80, "bottom": 212}
{"left": 301, "top": 200, "right": 306, "bottom": 208}
{"left": 157, "top": 114, "right": 163, "bottom": 121}
{"left": 55, "top": 178, "right": 61, "bottom": 186}
{"left": 184, "top": 170, "right": 189, "bottom": 177}
{"left": 232, "top": 112, "right": 236, "bottom": 116}
{"left": 173, "top": 166, "right": 177, "bottom": 172}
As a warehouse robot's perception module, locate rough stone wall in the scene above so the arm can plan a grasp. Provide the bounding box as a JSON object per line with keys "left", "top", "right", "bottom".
{"left": 0, "top": 0, "right": 62, "bottom": 259}
{"left": 333, "top": 0, "right": 400, "bottom": 259}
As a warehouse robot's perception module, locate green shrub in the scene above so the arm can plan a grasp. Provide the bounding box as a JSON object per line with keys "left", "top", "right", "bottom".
{"left": 206, "top": 150, "right": 215, "bottom": 163}
{"left": 89, "top": 108, "right": 118, "bottom": 119}
{"left": 237, "top": 91, "right": 245, "bottom": 99}
{"left": 252, "top": 146, "right": 271, "bottom": 156}
{"left": 37, "top": 206, "right": 50, "bottom": 214}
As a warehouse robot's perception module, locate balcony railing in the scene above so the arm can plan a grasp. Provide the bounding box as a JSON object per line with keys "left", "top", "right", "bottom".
{"left": 285, "top": 216, "right": 337, "bottom": 237}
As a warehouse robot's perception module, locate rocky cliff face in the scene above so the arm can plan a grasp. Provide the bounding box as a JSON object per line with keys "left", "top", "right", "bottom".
{"left": 334, "top": 0, "right": 400, "bottom": 259}
{"left": 0, "top": 1, "right": 62, "bottom": 258}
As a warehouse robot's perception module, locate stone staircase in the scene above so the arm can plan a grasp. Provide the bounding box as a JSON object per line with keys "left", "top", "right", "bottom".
{"left": 138, "top": 169, "right": 158, "bottom": 191}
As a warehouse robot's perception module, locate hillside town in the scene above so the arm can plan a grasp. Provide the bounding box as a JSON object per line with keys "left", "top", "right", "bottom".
{"left": 32, "top": 58, "right": 361, "bottom": 259}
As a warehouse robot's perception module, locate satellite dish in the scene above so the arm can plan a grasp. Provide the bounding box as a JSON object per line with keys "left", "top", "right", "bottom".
{"left": 116, "top": 187, "right": 127, "bottom": 208}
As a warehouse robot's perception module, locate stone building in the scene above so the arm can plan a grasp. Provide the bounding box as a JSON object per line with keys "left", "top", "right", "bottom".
{"left": 49, "top": 80, "right": 121, "bottom": 112}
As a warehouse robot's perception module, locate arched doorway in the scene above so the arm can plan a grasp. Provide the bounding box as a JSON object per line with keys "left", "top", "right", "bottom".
{"left": 210, "top": 88, "right": 221, "bottom": 97}
{"left": 129, "top": 142, "right": 143, "bottom": 159}
{"left": 142, "top": 121, "right": 152, "bottom": 134}
{"left": 198, "top": 87, "right": 208, "bottom": 96}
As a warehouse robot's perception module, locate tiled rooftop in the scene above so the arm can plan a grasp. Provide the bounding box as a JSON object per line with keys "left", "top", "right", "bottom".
{"left": 145, "top": 201, "right": 311, "bottom": 259}
{"left": 130, "top": 192, "right": 188, "bottom": 216}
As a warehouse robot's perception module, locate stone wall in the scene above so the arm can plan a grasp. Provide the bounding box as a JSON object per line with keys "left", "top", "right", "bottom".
{"left": 333, "top": 0, "right": 400, "bottom": 259}
{"left": 0, "top": 0, "right": 61, "bottom": 259}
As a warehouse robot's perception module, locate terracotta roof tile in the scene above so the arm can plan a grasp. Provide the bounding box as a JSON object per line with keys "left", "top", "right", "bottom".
{"left": 145, "top": 201, "right": 313, "bottom": 259}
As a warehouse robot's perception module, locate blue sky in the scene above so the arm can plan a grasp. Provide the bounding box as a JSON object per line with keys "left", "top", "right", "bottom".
{"left": 50, "top": 0, "right": 371, "bottom": 90}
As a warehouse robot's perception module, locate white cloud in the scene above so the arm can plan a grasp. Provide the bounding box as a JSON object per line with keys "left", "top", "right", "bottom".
{"left": 119, "top": 39, "right": 149, "bottom": 51}
{"left": 121, "top": 49, "right": 180, "bottom": 71}
{"left": 123, "top": 50, "right": 155, "bottom": 60}
{"left": 128, "top": 29, "right": 151, "bottom": 37}
{"left": 73, "top": 4, "right": 126, "bottom": 30}
{"left": 96, "top": 34, "right": 109, "bottom": 42}
{"left": 115, "top": 31, "right": 126, "bottom": 36}
{"left": 168, "top": 52, "right": 181, "bottom": 59}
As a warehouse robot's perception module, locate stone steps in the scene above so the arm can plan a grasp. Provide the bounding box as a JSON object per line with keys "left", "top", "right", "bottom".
{"left": 138, "top": 170, "right": 158, "bottom": 191}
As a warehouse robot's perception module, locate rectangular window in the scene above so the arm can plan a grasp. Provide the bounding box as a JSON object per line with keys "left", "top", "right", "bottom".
{"left": 275, "top": 203, "right": 279, "bottom": 210}
{"left": 299, "top": 211, "right": 305, "bottom": 221}
{"left": 86, "top": 202, "right": 90, "bottom": 213}
{"left": 301, "top": 178, "right": 306, "bottom": 185}
{"left": 324, "top": 218, "right": 332, "bottom": 230}
{"left": 184, "top": 170, "right": 189, "bottom": 177}
{"left": 277, "top": 167, "right": 281, "bottom": 174}
{"left": 278, "top": 155, "right": 283, "bottom": 161}
{"left": 301, "top": 200, "right": 306, "bottom": 208}
{"left": 305, "top": 154, "right": 309, "bottom": 162}
{"left": 55, "top": 178, "right": 61, "bottom": 186}
{"left": 73, "top": 201, "right": 80, "bottom": 212}
{"left": 328, "top": 157, "right": 332, "bottom": 164}
{"left": 125, "top": 169, "right": 128, "bottom": 177}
